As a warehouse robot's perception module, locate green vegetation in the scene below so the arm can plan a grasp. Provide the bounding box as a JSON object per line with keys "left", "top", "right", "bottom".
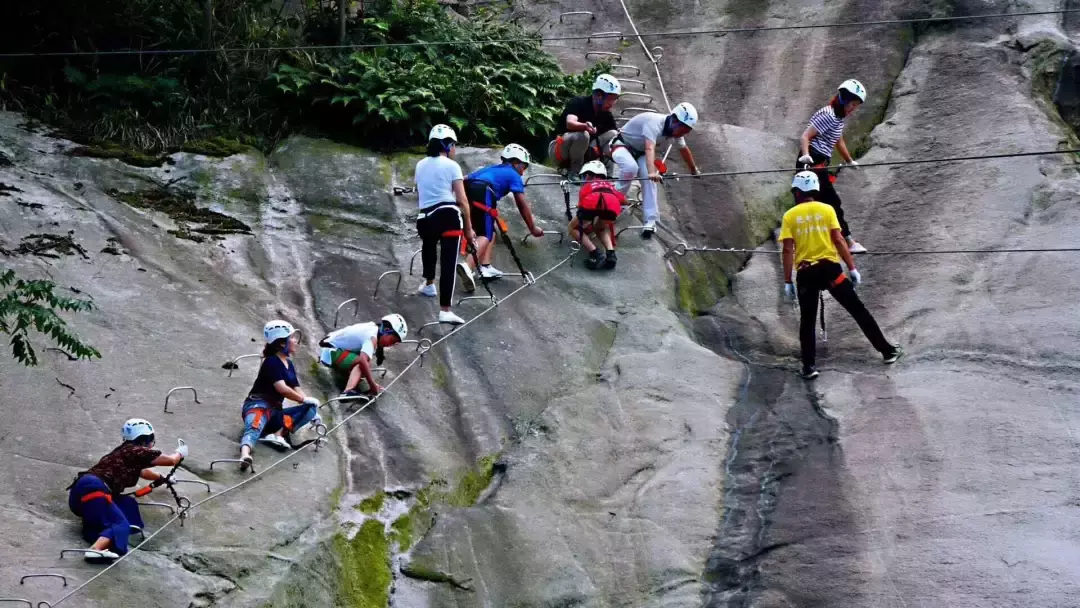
{"left": 674, "top": 257, "right": 729, "bottom": 317}
{"left": 272, "top": 0, "right": 604, "bottom": 150}
{"left": 333, "top": 520, "right": 392, "bottom": 608}
{"left": 389, "top": 505, "right": 434, "bottom": 552}
{"left": 111, "top": 188, "right": 252, "bottom": 241}
{"left": 0, "top": 269, "right": 100, "bottom": 366}
{"left": 2, "top": 0, "right": 600, "bottom": 159}
{"left": 357, "top": 492, "right": 385, "bottom": 514}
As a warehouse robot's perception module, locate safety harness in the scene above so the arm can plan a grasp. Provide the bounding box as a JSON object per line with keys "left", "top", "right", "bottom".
{"left": 464, "top": 181, "right": 532, "bottom": 283}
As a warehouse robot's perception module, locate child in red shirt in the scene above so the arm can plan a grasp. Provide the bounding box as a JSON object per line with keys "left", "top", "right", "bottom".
{"left": 569, "top": 160, "right": 626, "bottom": 270}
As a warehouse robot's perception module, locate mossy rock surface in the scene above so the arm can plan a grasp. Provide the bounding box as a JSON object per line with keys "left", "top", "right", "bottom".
{"left": 333, "top": 520, "right": 392, "bottom": 608}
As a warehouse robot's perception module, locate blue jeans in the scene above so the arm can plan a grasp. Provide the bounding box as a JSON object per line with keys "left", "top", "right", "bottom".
{"left": 240, "top": 398, "right": 318, "bottom": 448}
{"left": 67, "top": 474, "right": 144, "bottom": 554}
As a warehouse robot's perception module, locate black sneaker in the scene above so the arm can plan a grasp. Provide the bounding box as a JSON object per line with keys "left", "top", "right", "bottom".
{"left": 603, "top": 250, "right": 617, "bottom": 270}
{"left": 584, "top": 250, "right": 607, "bottom": 270}
{"left": 801, "top": 366, "right": 820, "bottom": 380}
{"left": 340, "top": 389, "right": 366, "bottom": 399}
{"left": 883, "top": 345, "right": 904, "bottom": 364}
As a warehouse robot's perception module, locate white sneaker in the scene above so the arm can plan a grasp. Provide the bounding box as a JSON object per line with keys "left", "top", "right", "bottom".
{"left": 456, "top": 262, "right": 476, "bottom": 293}
{"left": 641, "top": 220, "right": 656, "bottom": 238}
{"left": 418, "top": 282, "right": 437, "bottom": 297}
{"left": 85, "top": 549, "right": 119, "bottom": 563}
{"left": 479, "top": 265, "right": 504, "bottom": 279}
{"left": 438, "top": 310, "right": 466, "bottom": 325}
{"left": 259, "top": 434, "right": 292, "bottom": 451}
{"left": 847, "top": 238, "right": 867, "bottom": 254}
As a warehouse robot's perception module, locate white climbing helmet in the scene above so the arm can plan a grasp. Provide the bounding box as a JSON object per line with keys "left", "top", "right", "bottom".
{"left": 791, "top": 171, "right": 820, "bottom": 193}
{"left": 671, "top": 102, "right": 698, "bottom": 128}
{"left": 838, "top": 79, "right": 867, "bottom": 103}
{"left": 263, "top": 319, "right": 296, "bottom": 343}
{"left": 428, "top": 124, "right": 457, "bottom": 142}
{"left": 500, "top": 143, "right": 531, "bottom": 165}
{"left": 381, "top": 313, "right": 408, "bottom": 341}
{"left": 579, "top": 160, "right": 608, "bottom": 177}
{"left": 122, "top": 418, "right": 155, "bottom": 442}
{"left": 592, "top": 74, "right": 622, "bottom": 96}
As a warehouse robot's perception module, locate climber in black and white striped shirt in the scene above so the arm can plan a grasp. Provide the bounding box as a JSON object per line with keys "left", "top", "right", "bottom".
{"left": 797, "top": 79, "right": 868, "bottom": 253}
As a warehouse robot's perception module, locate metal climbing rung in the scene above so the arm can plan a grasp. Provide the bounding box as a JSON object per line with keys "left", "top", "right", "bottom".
{"left": 615, "top": 117, "right": 630, "bottom": 125}
{"left": 620, "top": 92, "right": 653, "bottom": 103}
{"left": 524, "top": 173, "right": 563, "bottom": 186}
{"left": 620, "top": 79, "right": 647, "bottom": 89}
{"left": 587, "top": 31, "right": 622, "bottom": 42}
{"left": 20, "top": 575, "right": 66, "bottom": 587}
{"left": 163, "top": 386, "right": 200, "bottom": 413}
{"left": 172, "top": 479, "right": 211, "bottom": 493}
{"left": 651, "top": 46, "right": 664, "bottom": 61}
{"left": 334, "top": 298, "right": 359, "bottom": 328}
{"left": 586, "top": 51, "right": 622, "bottom": 61}
{"left": 209, "top": 458, "right": 256, "bottom": 474}
{"left": 372, "top": 367, "right": 389, "bottom": 378}
{"left": 323, "top": 394, "right": 371, "bottom": 411}
{"left": 456, "top": 294, "right": 497, "bottom": 306}
{"left": 620, "top": 107, "right": 656, "bottom": 115}
{"left": 373, "top": 270, "right": 403, "bottom": 299}
{"left": 559, "top": 11, "right": 594, "bottom": 22}
{"left": 138, "top": 501, "right": 176, "bottom": 514}
{"left": 0, "top": 599, "right": 32, "bottom": 607}
{"left": 408, "top": 248, "right": 423, "bottom": 275}
{"left": 609, "top": 64, "right": 641, "bottom": 76}
{"left": 60, "top": 549, "right": 110, "bottom": 560}
{"left": 225, "top": 353, "right": 262, "bottom": 377}
{"left": 520, "top": 230, "right": 565, "bottom": 245}
{"left": 129, "top": 526, "right": 145, "bottom": 543}
{"left": 392, "top": 186, "right": 415, "bottom": 196}
{"left": 417, "top": 320, "right": 460, "bottom": 336}
{"left": 615, "top": 225, "right": 650, "bottom": 238}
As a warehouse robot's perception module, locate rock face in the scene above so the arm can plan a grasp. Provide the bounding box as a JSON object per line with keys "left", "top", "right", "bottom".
{"left": 3, "top": 0, "right": 1080, "bottom": 607}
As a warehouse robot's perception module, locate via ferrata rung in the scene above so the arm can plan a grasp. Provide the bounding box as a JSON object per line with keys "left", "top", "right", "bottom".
{"left": 163, "top": 386, "right": 200, "bottom": 413}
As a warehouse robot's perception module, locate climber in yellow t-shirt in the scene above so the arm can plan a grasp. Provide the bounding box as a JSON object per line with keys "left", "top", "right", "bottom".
{"left": 778, "top": 171, "right": 902, "bottom": 380}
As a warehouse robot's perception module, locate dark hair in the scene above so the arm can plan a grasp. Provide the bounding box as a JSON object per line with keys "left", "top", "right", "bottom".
{"left": 426, "top": 138, "right": 454, "bottom": 157}
{"left": 829, "top": 95, "right": 848, "bottom": 119}
{"left": 792, "top": 189, "right": 819, "bottom": 203}
{"left": 263, "top": 338, "right": 287, "bottom": 358}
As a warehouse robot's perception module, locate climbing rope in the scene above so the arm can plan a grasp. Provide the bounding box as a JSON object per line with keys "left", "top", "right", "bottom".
{"left": 664, "top": 243, "right": 1080, "bottom": 258}
{"left": 3, "top": 8, "right": 1078, "bottom": 58}
{"left": 523, "top": 148, "right": 1080, "bottom": 187}
{"left": 44, "top": 243, "right": 581, "bottom": 608}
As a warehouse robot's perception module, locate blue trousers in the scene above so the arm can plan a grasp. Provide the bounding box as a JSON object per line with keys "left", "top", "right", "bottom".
{"left": 240, "top": 398, "right": 318, "bottom": 448}
{"left": 67, "top": 474, "right": 144, "bottom": 554}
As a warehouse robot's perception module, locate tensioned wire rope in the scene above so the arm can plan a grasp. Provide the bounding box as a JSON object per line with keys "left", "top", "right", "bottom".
{"left": 1, "top": 8, "right": 1078, "bottom": 58}
{"left": 43, "top": 244, "right": 580, "bottom": 608}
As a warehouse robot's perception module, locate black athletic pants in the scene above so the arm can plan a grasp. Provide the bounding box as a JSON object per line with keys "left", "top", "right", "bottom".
{"left": 416, "top": 204, "right": 462, "bottom": 308}
{"left": 796, "top": 261, "right": 892, "bottom": 368}
{"left": 797, "top": 149, "right": 850, "bottom": 238}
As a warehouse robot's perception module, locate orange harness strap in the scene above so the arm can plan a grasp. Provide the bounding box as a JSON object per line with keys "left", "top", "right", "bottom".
{"left": 81, "top": 491, "right": 113, "bottom": 504}
{"left": 554, "top": 136, "right": 565, "bottom": 163}
{"left": 471, "top": 201, "right": 510, "bottom": 233}
{"left": 831, "top": 273, "right": 848, "bottom": 288}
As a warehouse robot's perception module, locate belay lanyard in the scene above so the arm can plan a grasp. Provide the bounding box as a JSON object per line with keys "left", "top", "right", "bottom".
{"left": 127, "top": 439, "right": 192, "bottom": 522}
{"left": 561, "top": 179, "right": 572, "bottom": 222}
{"left": 465, "top": 241, "right": 496, "bottom": 301}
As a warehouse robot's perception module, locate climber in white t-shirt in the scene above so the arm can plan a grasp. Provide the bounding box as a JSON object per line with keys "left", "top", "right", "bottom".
{"left": 319, "top": 314, "right": 408, "bottom": 398}
{"left": 610, "top": 102, "right": 702, "bottom": 238}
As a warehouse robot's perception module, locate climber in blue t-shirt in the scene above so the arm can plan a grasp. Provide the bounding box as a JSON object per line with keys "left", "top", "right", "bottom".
{"left": 456, "top": 144, "right": 545, "bottom": 289}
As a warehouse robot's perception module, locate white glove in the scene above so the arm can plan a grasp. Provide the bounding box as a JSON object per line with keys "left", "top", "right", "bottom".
{"left": 302, "top": 396, "right": 321, "bottom": 408}
{"left": 848, "top": 268, "right": 862, "bottom": 285}
{"left": 845, "top": 159, "right": 859, "bottom": 168}
{"left": 783, "top": 283, "right": 796, "bottom": 300}
{"left": 798, "top": 154, "right": 814, "bottom": 167}
{"left": 175, "top": 439, "right": 189, "bottom": 459}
